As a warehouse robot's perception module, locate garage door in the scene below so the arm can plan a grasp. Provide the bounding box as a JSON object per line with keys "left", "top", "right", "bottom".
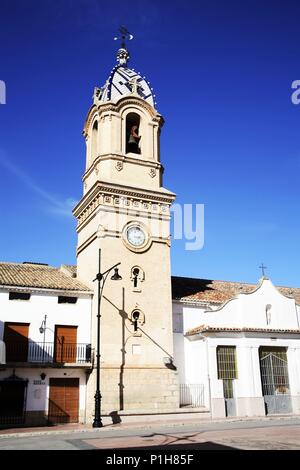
{"left": 48, "top": 378, "right": 79, "bottom": 424}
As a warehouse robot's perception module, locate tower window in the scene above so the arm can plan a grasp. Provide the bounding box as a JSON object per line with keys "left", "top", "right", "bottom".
{"left": 91, "top": 120, "right": 98, "bottom": 158}
{"left": 130, "top": 266, "right": 145, "bottom": 291}
{"left": 133, "top": 268, "right": 139, "bottom": 288}
{"left": 126, "top": 113, "right": 141, "bottom": 155}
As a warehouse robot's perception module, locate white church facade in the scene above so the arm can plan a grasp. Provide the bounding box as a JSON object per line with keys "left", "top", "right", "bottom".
{"left": 0, "top": 37, "right": 300, "bottom": 426}
{"left": 172, "top": 276, "right": 300, "bottom": 418}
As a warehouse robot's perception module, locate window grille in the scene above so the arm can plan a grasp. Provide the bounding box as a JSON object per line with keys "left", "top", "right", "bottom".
{"left": 217, "top": 346, "right": 238, "bottom": 380}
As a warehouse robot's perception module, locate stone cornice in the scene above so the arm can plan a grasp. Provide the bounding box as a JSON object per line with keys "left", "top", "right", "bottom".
{"left": 73, "top": 180, "right": 176, "bottom": 230}
{"left": 83, "top": 153, "right": 163, "bottom": 183}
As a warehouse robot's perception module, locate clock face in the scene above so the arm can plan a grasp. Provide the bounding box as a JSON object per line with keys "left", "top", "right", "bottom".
{"left": 126, "top": 225, "right": 146, "bottom": 247}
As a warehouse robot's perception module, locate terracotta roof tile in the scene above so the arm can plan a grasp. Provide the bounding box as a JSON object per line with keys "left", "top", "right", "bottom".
{"left": 0, "top": 262, "right": 91, "bottom": 292}
{"left": 186, "top": 325, "right": 300, "bottom": 336}
{"left": 171, "top": 276, "right": 300, "bottom": 305}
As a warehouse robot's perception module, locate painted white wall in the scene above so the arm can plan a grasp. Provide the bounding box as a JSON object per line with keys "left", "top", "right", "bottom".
{"left": 0, "top": 289, "right": 92, "bottom": 345}
{"left": 201, "top": 279, "right": 300, "bottom": 330}
{"left": 172, "top": 279, "right": 300, "bottom": 416}
{"left": 0, "top": 367, "right": 87, "bottom": 416}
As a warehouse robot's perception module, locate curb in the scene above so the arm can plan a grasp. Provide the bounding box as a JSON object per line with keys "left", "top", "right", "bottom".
{"left": 0, "top": 415, "right": 299, "bottom": 439}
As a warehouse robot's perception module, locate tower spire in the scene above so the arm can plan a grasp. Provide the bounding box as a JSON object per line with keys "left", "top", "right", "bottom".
{"left": 114, "top": 26, "right": 133, "bottom": 66}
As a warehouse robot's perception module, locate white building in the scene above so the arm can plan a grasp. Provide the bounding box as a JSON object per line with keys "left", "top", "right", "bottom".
{"left": 173, "top": 275, "right": 300, "bottom": 418}
{"left": 0, "top": 262, "right": 92, "bottom": 426}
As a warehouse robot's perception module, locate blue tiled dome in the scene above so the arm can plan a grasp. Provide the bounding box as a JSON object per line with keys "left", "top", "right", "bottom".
{"left": 98, "top": 48, "right": 156, "bottom": 108}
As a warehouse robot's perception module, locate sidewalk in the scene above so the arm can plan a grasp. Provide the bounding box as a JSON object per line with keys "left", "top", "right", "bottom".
{"left": 0, "top": 414, "right": 299, "bottom": 439}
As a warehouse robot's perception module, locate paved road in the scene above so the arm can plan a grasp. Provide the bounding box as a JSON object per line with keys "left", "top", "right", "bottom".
{"left": 0, "top": 417, "right": 300, "bottom": 450}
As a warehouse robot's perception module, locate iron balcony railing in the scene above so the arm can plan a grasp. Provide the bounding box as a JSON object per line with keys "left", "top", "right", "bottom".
{"left": 180, "top": 383, "right": 205, "bottom": 408}
{"left": 4, "top": 341, "right": 93, "bottom": 364}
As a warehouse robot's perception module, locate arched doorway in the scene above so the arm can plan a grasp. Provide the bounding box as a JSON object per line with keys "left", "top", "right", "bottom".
{"left": 259, "top": 347, "right": 291, "bottom": 414}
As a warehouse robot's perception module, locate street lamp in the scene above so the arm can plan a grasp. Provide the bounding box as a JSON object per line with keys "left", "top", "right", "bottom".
{"left": 93, "top": 248, "right": 122, "bottom": 428}
{"left": 39, "top": 315, "right": 47, "bottom": 362}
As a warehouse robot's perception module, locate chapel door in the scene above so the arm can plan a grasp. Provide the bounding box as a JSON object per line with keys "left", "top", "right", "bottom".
{"left": 259, "top": 347, "right": 292, "bottom": 414}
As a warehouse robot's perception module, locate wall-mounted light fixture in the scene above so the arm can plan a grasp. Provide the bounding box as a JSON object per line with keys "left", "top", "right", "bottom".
{"left": 39, "top": 315, "right": 47, "bottom": 334}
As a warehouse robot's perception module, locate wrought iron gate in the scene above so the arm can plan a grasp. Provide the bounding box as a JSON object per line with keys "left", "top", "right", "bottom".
{"left": 259, "top": 348, "right": 292, "bottom": 415}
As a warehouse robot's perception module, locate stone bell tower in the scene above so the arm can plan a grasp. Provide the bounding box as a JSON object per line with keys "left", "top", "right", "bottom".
{"left": 73, "top": 34, "right": 178, "bottom": 419}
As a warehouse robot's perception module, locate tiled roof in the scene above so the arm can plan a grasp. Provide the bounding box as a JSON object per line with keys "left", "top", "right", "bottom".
{"left": 171, "top": 276, "right": 300, "bottom": 305}
{"left": 99, "top": 65, "right": 155, "bottom": 108}
{"left": 0, "top": 262, "right": 91, "bottom": 292}
{"left": 186, "top": 325, "right": 300, "bottom": 336}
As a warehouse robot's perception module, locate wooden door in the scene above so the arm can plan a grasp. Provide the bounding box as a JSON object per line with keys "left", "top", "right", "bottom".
{"left": 54, "top": 325, "right": 77, "bottom": 363}
{"left": 48, "top": 378, "right": 79, "bottom": 424}
{"left": 0, "top": 380, "right": 27, "bottom": 424}
{"left": 3, "top": 323, "right": 29, "bottom": 362}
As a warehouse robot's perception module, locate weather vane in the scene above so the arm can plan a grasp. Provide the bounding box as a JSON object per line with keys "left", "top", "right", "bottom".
{"left": 114, "top": 26, "right": 134, "bottom": 49}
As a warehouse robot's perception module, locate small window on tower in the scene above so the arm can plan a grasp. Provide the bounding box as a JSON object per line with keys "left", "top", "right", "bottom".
{"left": 126, "top": 113, "right": 141, "bottom": 155}
{"left": 130, "top": 266, "right": 145, "bottom": 292}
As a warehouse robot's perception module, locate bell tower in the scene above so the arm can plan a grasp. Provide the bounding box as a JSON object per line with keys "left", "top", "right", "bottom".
{"left": 73, "top": 32, "right": 178, "bottom": 419}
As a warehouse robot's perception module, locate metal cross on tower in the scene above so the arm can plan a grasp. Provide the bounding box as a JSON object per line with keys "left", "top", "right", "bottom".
{"left": 114, "top": 26, "right": 134, "bottom": 49}
{"left": 259, "top": 263, "right": 267, "bottom": 277}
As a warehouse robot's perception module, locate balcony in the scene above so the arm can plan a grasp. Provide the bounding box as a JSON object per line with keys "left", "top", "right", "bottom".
{"left": 4, "top": 341, "right": 94, "bottom": 367}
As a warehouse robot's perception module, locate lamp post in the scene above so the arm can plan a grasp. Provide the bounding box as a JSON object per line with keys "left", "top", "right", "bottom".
{"left": 93, "top": 248, "right": 122, "bottom": 428}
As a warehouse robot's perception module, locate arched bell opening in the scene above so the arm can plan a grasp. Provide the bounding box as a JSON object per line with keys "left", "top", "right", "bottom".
{"left": 91, "top": 120, "right": 98, "bottom": 159}
{"left": 126, "top": 112, "right": 141, "bottom": 155}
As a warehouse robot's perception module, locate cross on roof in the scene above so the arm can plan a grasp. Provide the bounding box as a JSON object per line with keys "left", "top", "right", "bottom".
{"left": 259, "top": 263, "right": 267, "bottom": 277}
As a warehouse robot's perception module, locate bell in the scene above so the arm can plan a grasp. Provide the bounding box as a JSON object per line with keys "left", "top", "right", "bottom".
{"left": 128, "top": 133, "right": 137, "bottom": 144}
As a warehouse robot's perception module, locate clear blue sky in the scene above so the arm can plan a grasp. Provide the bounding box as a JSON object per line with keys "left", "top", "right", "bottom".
{"left": 0, "top": 0, "right": 300, "bottom": 287}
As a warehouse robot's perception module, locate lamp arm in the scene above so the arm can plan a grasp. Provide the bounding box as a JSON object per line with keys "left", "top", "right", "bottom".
{"left": 94, "top": 262, "right": 121, "bottom": 294}
{"left": 101, "top": 262, "right": 121, "bottom": 277}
